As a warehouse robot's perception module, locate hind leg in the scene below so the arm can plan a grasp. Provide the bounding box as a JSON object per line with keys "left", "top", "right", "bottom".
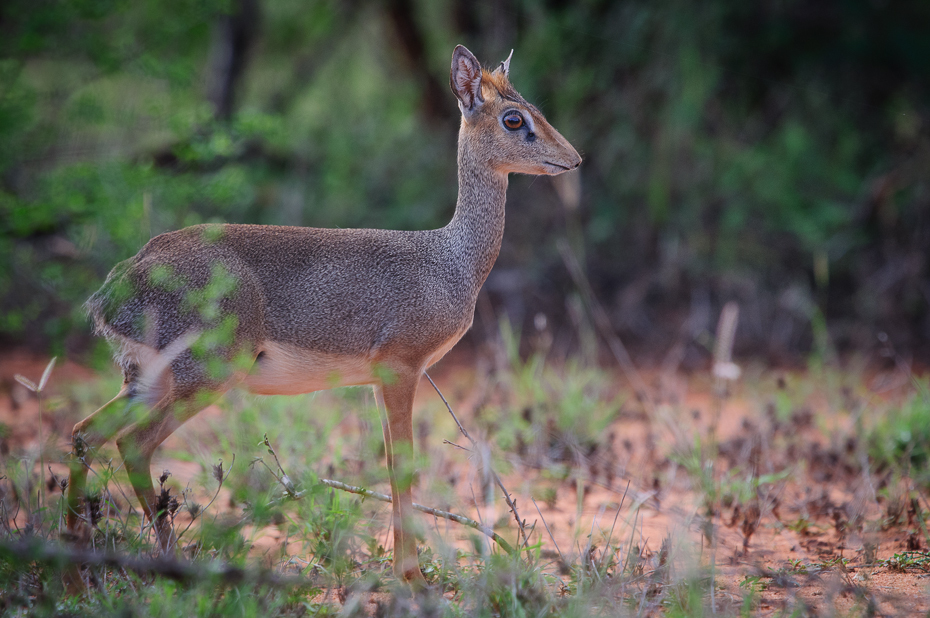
{"left": 116, "top": 390, "right": 224, "bottom": 553}
{"left": 114, "top": 340, "right": 254, "bottom": 551}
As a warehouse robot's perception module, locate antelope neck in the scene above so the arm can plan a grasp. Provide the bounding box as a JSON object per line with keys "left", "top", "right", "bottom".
{"left": 443, "top": 133, "right": 509, "bottom": 295}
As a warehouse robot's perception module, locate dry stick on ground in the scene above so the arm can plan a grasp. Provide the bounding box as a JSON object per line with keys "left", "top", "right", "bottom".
{"left": 532, "top": 497, "right": 564, "bottom": 564}
{"left": 583, "top": 504, "right": 607, "bottom": 582}
{"left": 0, "top": 537, "right": 313, "bottom": 588}
{"left": 258, "top": 434, "right": 301, "bottom": 499}
{"left": 442, "top": 439, "right": 469, "bottom": 452}
{"left": 598, "top": 481, "right": 631, "bottom": 573}
{"left": 708, "top": 301, "right": 740, "bottom": 615}
{"left": 425, "top": 372, "right": 529, "bottom": 553}
{"left": 258, "top": 435, "right": 515, "bottom": 555}
{"left": 317, "top": 478, "right": 514, "bottom": 554}
{"left": 556, "top": 240, "right": 655, "bottom": 416}
{"left": 520, "top": 520, "right": 539, "bottom": 551}
{"left": 711, "top": 301, "right": 741, "bottom": 438}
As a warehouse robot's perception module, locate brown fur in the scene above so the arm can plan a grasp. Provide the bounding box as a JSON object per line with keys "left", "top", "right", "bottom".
{"left": 67, "top": 45, "right": 580, "bottom": 585}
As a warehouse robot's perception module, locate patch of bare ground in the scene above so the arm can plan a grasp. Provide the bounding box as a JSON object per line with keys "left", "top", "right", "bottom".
{"left": 2, "top": 347, "right": 929, "bottom": 615}
{"left": 419, "top": 354, "right": 930, "bottom": 615}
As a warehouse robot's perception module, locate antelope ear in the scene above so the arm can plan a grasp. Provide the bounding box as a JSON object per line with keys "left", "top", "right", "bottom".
{"left": 495, "top": 49, "right": 514, "bottom": 78}
{"left": 450, "top": 45, "right": 484, "bottom": 117}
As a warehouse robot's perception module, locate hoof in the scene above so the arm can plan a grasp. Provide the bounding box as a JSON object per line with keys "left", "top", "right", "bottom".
{"left": 403, "top": 566, "right": 428, "bottom": 591}
{"left": 62, "top": 564, "right": 85, "bottom": 595}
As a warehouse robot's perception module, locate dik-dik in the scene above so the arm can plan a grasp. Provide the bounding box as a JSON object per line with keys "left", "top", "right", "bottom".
{"left": 68, "top": 45, "right": 581, "bottom": 584}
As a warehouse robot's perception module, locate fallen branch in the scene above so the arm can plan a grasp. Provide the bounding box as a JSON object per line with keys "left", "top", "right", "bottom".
{"left": 318, "top": 478, "right": 514, "bottom": 554}
{"left": 425, "top": 372, "right": 528, "bottom": 553}
{"left": 256, "top": 438, "right": 515, "bottom": 555}
{"left": 0, "top": 537, "right": 313, "bottom": 588}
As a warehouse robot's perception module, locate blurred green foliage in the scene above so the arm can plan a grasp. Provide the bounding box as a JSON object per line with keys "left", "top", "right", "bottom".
{"left": 868, "top": 379, "right": 930, "bottom": 488}
{"left": 0, "top": 0, "right": 927, "bottom": 357}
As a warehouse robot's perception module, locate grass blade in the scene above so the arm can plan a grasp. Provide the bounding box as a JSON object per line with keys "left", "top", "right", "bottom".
{"left": 38, "top": 357, "right": 57, "bottom": 392}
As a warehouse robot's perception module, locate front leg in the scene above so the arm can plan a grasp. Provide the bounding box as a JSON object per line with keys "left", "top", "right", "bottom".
{"left": 66, "top": 385, "right": 134, "bottom": 537}
{"left": 375, "top": 368, "right": 427, "bottom": 587}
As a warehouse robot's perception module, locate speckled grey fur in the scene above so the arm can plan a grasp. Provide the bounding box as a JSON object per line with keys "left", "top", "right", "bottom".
{"left": 85, "top": 48, "right": 580, "bottom": 405}
{"left": 74, "top": 46, "right": 581, "bottom": 581}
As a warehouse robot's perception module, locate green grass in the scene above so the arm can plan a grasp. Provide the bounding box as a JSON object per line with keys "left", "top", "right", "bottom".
{"left": 867, "top": 379, "right": 930, "bottom": 488}
{"left": 1, "top": 352, "right": 928, "bottom": 616}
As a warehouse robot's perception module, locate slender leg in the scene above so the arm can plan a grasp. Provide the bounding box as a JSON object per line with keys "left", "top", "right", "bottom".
{"left": 64, "top": 385, "right": 140, "bottom": 592}
{"left": 66, "top": 385, "right": 135, "bottom": 535}
{"left": 376, "top": 370, "right": 426, "bottom": 586}
{"left": 115, "top": 392, "right": 217, "bottom": 553}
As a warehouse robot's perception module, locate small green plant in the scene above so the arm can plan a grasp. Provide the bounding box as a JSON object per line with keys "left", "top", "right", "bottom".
{"left": 738, "top": 575, "right": 765, "bottom": 616}
{"left": 883, "top": 551, "right": 930, "bottom": 572}
{"left": 490, "top": 320, "right": 624, "bottom": 470}
{"left": 6, "top": 341, "right": 930, "bottom": 615}
{"left": 784, "top": 517, "right": 817, "bottom": 536}
{"left": 867, "top": 379, "right": 930, "bottom": 487}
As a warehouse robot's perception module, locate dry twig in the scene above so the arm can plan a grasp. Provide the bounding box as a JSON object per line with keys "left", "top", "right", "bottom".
{"left": 556, "top": 240, "right": 654, "bottom": 414}
{"left": 318, "top": 478, "right": 514, "bottom": 554}
{"left": 425, "top": 372, "right": 528, "bottom": 553}
{"left": 257, "top": 435, "right": 515, "bottom": 554}
{"left": 0, "top": 537, "right": 314, "bottom": 588}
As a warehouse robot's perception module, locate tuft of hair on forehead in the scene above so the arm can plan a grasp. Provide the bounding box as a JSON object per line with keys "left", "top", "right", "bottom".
{"left": 480, "top": 69, "right": 521, "bottom": 102}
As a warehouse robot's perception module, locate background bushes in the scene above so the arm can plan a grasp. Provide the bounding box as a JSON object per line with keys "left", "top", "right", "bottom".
{"left": 1, "top": 0, "right": 927, "bottom": 361}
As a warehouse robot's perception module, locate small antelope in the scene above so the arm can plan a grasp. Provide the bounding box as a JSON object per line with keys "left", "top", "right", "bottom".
{"left": 68, "top": 45, "right": 581, "bottom": 584}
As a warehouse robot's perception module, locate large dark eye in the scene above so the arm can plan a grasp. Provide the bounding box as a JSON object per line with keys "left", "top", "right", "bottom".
{"left": 503, "top": 113, "right": 524, "bottom": 130}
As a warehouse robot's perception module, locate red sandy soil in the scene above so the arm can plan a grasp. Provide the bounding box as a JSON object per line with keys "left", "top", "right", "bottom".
{"left": 2, "top": 348, "right": 929, "bottom": 615}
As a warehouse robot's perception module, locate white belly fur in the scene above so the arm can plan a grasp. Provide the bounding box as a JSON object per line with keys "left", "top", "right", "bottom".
{"left": 425, "top": 325, "right": 469, "bottom": 369}
{"left": 244, "top": 325, "right": 469, "bottom": 397}
{"left": 243, "top": 341, "right": 378, "bottom": 396}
